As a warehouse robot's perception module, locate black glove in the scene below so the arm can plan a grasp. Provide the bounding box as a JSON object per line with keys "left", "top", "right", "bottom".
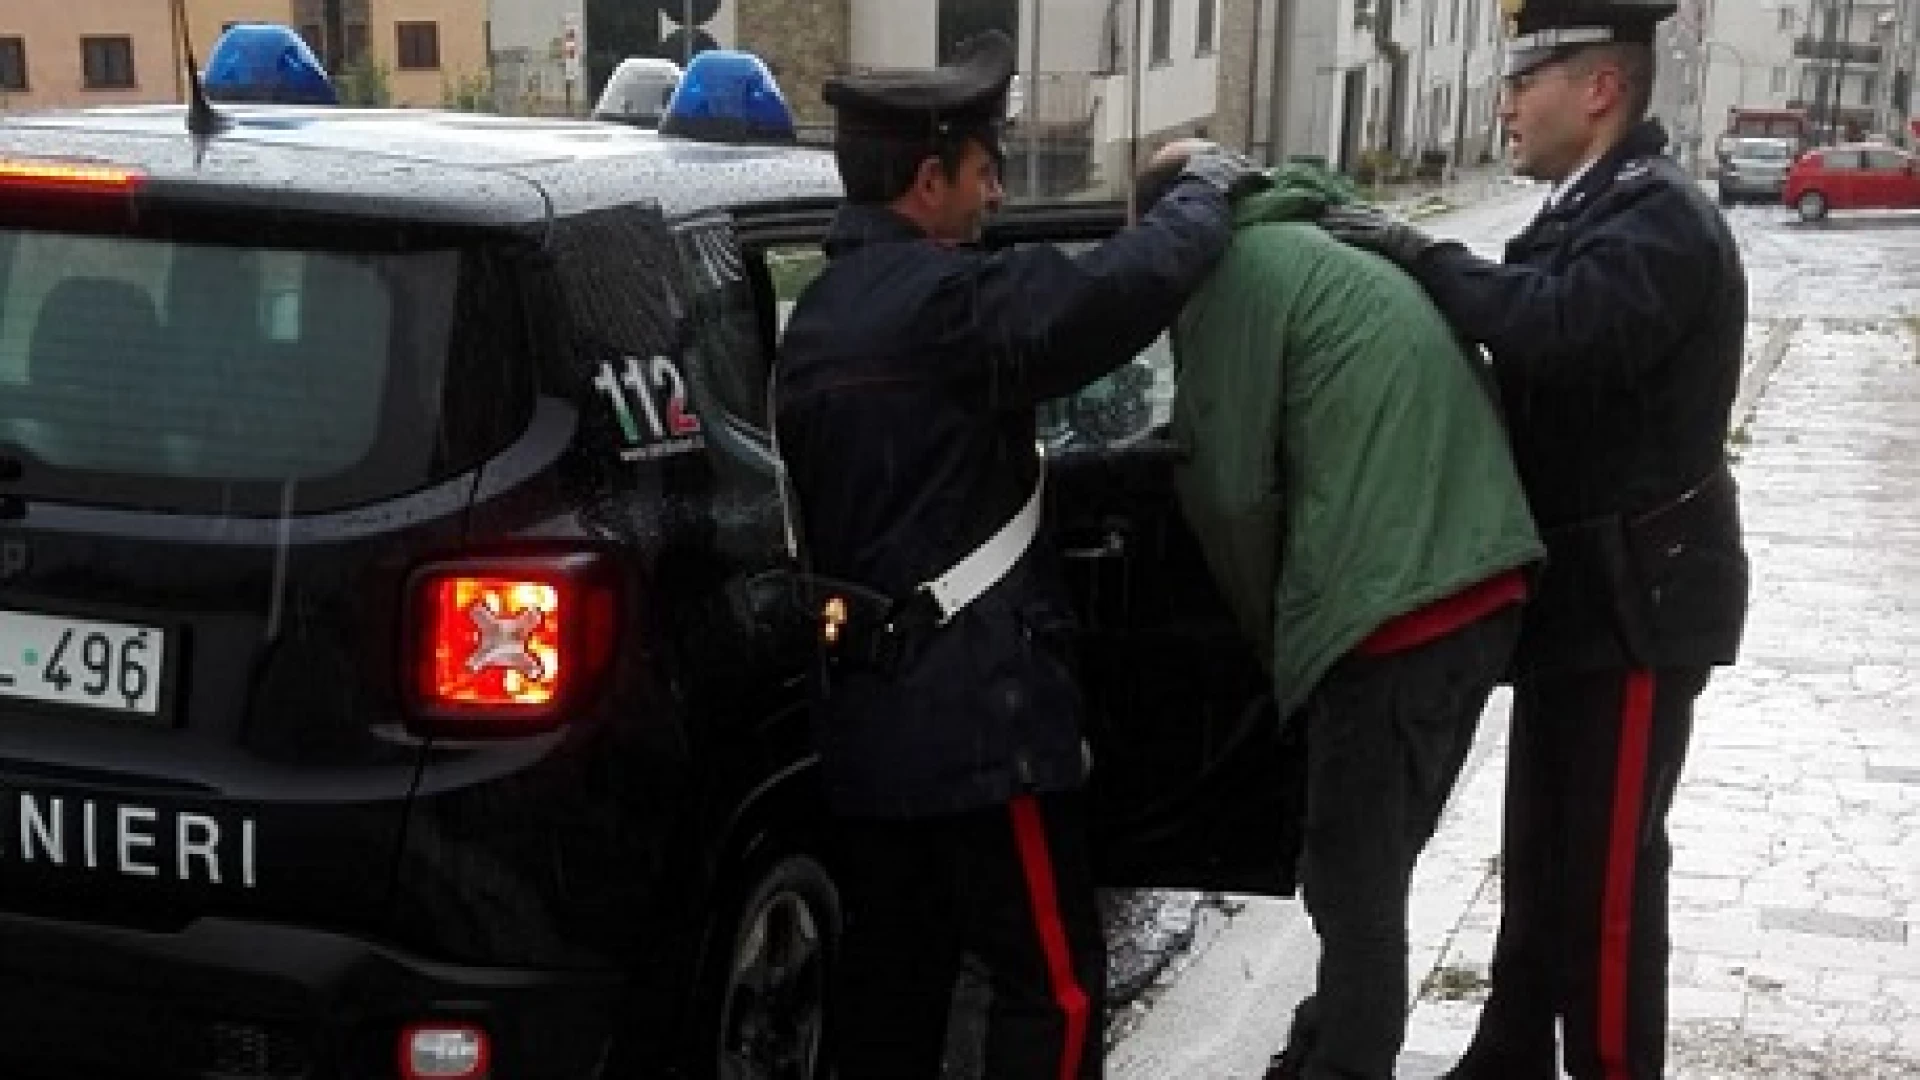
{"left": 1317, "top": 204, "right": 1447, "bottom": 268}
{"left": 1177, "top": 143, "right": 1270, "bottom": 201}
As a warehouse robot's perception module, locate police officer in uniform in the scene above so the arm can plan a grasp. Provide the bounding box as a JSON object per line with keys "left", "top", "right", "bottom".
{"left": 1319, "top": 1, "right": 1749, "bottom": 1076}
{"left": 773, "top": 31, "right": 1258, "bottom": 1080}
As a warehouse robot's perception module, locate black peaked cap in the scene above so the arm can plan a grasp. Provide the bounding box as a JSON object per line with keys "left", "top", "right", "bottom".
{"left": 1504, "top": 0, "right": 1678, "bottom": 77}
{"left": 823, "top": 30, "right": 1016, "bottom": 141}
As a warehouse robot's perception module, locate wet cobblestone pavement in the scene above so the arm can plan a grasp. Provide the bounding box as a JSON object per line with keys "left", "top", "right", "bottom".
{"left": 1401, "top": 229, "right": 1920, "bottom": 1077}
{"left": 1109, "top": 197, "right": 1920, "bottom": 1078}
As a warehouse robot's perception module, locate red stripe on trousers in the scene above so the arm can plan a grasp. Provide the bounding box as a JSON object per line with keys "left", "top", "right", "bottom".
{"left": 1598, "top": 671, "right": 1656, "bottom": 1079}
{"left": 1008, "top": 795, "right": 1090, "bottom": 1080}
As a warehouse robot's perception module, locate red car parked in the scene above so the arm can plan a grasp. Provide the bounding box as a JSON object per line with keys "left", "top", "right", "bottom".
{"left": 1783, "top": 143, "right": 1920, "bottom": 222}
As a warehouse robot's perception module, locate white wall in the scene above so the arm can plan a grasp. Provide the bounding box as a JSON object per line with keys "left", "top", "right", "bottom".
{"left": 1699, "top": 0, "right": 1814, "bottom": 138}
{"left": 850, "top": 0, "right": 936, "bottom": 68}
{"left": 1098, "top": 0, "right": 1221, "bottom": 143}
{"left": 1023, "top": 0, "right": 1110, "bottom": 73}
{"left": 488, "top": 0, "right": 576, "bottom": 53}
{"left": 1272, "top": 0, "right": 1341, "bottom": 159}
{"left": 1358, "top": 0, "right": 1500, "bottom": 158}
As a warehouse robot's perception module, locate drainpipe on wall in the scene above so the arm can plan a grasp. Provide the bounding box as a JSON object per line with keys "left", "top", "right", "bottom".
{"left": 1246, "top": 0, "right": 1265, "bottom": 158}
{"left": 1026, "top": 0, "right": 1044, "bottom": 198}
{"left": 1453, "top": 8, "right": 1473, "bottom": 177}
{"left": 1266, "top": 0, "right": 1298, "bottom": 162}
{"left": 170, "top": 6, "right": 187, "bottom": 105}
{"left": 1128, "top": 0, "right": 1143, "bottom": 218}
{"left": 1412, "top": 0, "right": 1435, "bottom": 152}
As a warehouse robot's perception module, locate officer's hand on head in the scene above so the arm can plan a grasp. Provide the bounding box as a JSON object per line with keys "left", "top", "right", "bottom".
{"left": 1316, "top": 204, "right": 1443, "bottom": 268}
{"left": 1175, "top": 141, "right": 1270, "bottom": 202}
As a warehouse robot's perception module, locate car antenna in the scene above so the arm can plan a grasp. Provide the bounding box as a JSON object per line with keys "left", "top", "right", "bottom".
{"left": 172, "top": 0, "right": 228, "bottom": 139}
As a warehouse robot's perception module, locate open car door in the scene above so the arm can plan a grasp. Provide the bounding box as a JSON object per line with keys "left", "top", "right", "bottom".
{"left": 988, "top": 205, "right": 1305, "bottom": 898}
{"left": 727, "top": 200, "right": 1304, "bottom": 898}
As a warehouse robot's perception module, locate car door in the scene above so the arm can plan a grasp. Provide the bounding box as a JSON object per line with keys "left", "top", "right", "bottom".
{"left": 1863, "top": 148, "right": 1920, "bottom": 209}
{"left": 1822, "top": 149, "right": 1867, "bottom": 208}
{"left": 1854, "top": 149, "right": 1897, "bottom": 208}
{"left": 728, "top": 201, "right": 1302, "bottom": 898}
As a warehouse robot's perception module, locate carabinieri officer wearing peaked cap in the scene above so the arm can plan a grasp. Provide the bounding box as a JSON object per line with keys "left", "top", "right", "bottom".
{"left": 774, "top": 29, "right": 1260, "bottom": 1080}
{"left": 1319, "top": 1, "right": 1750, "bottom": 1077}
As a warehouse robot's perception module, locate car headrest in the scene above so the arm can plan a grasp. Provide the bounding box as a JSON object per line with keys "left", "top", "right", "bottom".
{"left": 28, "top": 277, "right": 162, "bottom": 398}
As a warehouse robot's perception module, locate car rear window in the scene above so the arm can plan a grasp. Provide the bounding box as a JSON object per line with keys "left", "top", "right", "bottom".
{"left": 0, "top": 228, "right": 530, "bottom": 514}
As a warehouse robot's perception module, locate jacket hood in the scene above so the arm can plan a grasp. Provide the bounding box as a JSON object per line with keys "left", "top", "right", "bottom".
{"left": 1233, "top": 162, "right": 1364, "bottom": 227}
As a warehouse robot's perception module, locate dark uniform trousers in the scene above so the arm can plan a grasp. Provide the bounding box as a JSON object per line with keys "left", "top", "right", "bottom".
{"left": 1390, "top": 118, "right": 1749, "bottom": 1080}
{"left": 1458, "top": 666, "right": 1706, "bottom": 1080}
{"left": 776, "top": 172, "right": 1235, "bottom": 1080}
{"left": 829, "top": 791, "right": 1105, "bottom": 1080}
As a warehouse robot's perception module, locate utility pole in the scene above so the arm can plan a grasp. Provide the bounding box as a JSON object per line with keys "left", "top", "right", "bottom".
{"left": 1452, "top": 0, "right": 1476, "bottom": 176}
{"left": 1811, "top": 0, "right": 1834, "bottom": 141}
{"left": 1127, "top": 0, "right": 1142, "bottom": 219}
{"left": 1026, "top": 0, "right": 1044, "bottom": 198}
{"left": 1827, "top": 0, "right": 1858, "bottom": 140}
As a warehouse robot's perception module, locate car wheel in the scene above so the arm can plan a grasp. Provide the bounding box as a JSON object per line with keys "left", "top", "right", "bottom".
{"left": 709, "top": 853, "right": 840, "bottom": 1080}
{"left": 1797, "top": 190, "right": 1829, "bottom": 222}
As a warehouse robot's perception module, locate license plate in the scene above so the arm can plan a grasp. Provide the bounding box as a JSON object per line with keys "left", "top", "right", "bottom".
{"left": 0, "top": 610, "right": 166, "bottom": 716}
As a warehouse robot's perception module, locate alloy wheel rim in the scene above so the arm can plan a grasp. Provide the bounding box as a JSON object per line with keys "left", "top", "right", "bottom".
{"left": 717, "top": 885, "right": 827, "bottom": 1080}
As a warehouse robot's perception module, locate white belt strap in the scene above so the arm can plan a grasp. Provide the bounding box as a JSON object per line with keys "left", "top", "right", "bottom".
{"left": 920, "top": 452, "right": 1046, "bottom": 625}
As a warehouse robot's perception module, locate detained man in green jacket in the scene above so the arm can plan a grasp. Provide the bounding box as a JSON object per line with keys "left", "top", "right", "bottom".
{"left": 1135, "top": 142, "right": 1545, "bottom": 1080}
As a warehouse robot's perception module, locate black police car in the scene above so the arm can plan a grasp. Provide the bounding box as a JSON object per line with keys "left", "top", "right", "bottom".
{"left": 0, "top": 101, "right": 1301, "bottom": 1080}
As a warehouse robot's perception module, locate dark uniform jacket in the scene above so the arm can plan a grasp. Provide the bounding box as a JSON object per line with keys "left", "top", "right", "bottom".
{"left": 775, "top": 183, "right": 1232, "bottom": 818}
{"left": 1407, "top": 119, "right": 1750, "bottom": 673}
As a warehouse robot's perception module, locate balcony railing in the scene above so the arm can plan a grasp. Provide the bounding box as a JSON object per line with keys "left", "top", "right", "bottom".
{"left": 1793, "top": 36, "right": 1883, "bottom": 65}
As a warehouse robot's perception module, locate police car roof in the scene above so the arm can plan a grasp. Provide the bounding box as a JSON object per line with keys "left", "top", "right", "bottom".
{"left": 0, "top": 104, "right": 842, "bottom": 227}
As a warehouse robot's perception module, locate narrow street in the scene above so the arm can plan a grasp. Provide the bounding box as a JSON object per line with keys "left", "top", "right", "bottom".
{"left": 1111, "top": 191, "right": 1920, "bottom": 1079}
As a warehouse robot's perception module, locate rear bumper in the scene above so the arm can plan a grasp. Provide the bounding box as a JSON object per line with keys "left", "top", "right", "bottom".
{"left": 0, "top": 910, "right": 623, "bottom": 1079}
{"left": 1719, "top": 174, "right": 1786, "bottom": 199}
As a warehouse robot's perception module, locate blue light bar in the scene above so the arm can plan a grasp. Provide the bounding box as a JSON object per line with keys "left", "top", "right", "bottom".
{"left": 658, "top": 50, "right": 796, "bottom": 145}
{"left": 204, "top": 24, "right": 339, "bottom": 107}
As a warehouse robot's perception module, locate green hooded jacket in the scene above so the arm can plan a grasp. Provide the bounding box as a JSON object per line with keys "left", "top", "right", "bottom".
{"left": 1169, "top": 165, "right": 1544, "bottom": 720}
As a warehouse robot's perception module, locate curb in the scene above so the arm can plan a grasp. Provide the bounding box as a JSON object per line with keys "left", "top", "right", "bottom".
{"left": 1731, "top": 317, "right": 1797, "bottom": 441}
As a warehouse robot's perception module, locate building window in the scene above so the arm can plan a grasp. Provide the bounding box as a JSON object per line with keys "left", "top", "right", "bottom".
{"left": 1778, "top": 7, "right": 1794, "bottom": 31}
{"left": 1196, "top": 0, "right": 1215, "bottom": 56}
{"left": 298, "top": 23, "right": 324, "bottom": 54}
{"left": 1861, "top": 74, "right": 1876, "bottom": 105}
{"left": 395, "top": 21, "right": 439, "bottom": 70}
{"left": 1150, "top": 0, "right": 1172, "bottom": 64}
{"left": 1450, "top": 0, "right": 1461, "bottom": 41}
{"left": 81, "top": 36, "right": 135, "bottom": 90}
{"left": 1772, "top": 65, "right": 1788, "bottom": 93}
{"left": 346, "top": 22, "right": 371, "bottom": 64}
{"left": 0, "top": 37, "right": 25, "bottom": 93}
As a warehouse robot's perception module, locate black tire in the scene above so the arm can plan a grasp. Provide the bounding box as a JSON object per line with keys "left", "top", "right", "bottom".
{"left": 702, "top": 852, "right": 841, "bottom": 1080}
{"left": 1797, "top": 190, "right": 1829, "bottom": 223}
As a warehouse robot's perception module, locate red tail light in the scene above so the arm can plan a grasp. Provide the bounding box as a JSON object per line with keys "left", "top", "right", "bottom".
{"left": 406, "top": 554, "right": 616, "bottom": 736}
{"left": 0, "top": 158, "right": 145, "bottom": 195}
